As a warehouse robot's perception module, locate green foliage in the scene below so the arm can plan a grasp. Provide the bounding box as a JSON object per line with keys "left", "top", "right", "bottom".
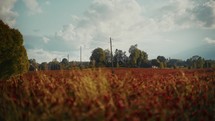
{"left": 90, "top": 48, "right": 106, "bottom": 67}
{"left": 61, "top": 58, "right": 69, "bottom": 65}
{"left": 114, "top": 49, "right": 128, "bottom": 67}
{"left": 137, "top": 50, "right": 148, "bottom": 67}
{"left": 48, "top": 59, "right": 62, "bottom": 70}
{"left": 204, "top": 60, "right": 215, "bottom": 68}
{"left": 61, "top": 58, "right": 71, "bottom": 70}
{"left": 167, "top": 59, "right": 185, "bottom": 68}
{"left": 129, "top": 44, "right": 148, "bottom": 67}
{"left": 157, "top": 56, "right": 167, "bottom": 68}
{"left": 151, "top": 59, "right": 160, "bottom": 67}
{"left": 29, "top": 59, "right": 38, "bottom": 71}
{"left": 129, "top": 44, "right": 139, "bottom": 66}
{"left": 39, "top": 62, "right": 48, "bottom": 70}
{"left": 0, "top": 20, "right": 29, "bottom": 80}
{"left": 104, "top": 49, "right": 112, "bottom": 67}
{"left": 187, "top": 55, "right": 205, "bottom": 69}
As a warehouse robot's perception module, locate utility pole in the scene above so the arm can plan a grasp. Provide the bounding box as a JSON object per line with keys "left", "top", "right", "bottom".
{"left": 67, "top": 54, "right": 69, "bottom": 62}
{"left": 110, "top": 37, "right": 114, "bottom": 74}
{"left": 80, "top": 46, "right": 82, "bottom": 67}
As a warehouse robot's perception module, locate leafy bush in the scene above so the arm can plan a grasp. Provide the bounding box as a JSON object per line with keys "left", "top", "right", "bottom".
{"left": 0, "top": 20, "right": 29, "bottom": 80}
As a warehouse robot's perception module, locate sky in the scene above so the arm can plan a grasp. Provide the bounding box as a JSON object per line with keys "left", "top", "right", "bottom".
{"left": 1, "top": 0, "right": 215, "bottom": 63}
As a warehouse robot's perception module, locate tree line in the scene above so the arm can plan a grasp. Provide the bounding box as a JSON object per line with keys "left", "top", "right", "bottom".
{"left": 89, "top": 45, "right": 215, "bottom": 69}
{"left": 28, "top": 45, "right": 215, "bottom": 71}
{"left": 28, "top": 58, "right": 89, "bottom": 71}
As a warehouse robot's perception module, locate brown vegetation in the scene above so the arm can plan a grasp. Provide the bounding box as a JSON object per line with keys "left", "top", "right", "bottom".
{"left": 0, "top": 68, "right": 214, "bottom": 121}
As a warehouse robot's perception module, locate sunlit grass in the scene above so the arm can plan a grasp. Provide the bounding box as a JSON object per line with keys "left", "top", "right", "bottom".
{"left": 0, "top": 68, "right": 214, "bottom": 121}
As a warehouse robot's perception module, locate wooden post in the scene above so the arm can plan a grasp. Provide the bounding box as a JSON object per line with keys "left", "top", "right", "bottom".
{"left": 110, "top": 37, "right": 114, "bottom": 74}
{"left": 80, "top": 46, "right": 82, "bottom": 67}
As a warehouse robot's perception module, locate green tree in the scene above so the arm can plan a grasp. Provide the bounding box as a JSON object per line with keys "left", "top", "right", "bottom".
{"left": 167, "top": 59, "right": 185, "bottom": 69}
{"left": 114, "top": 49, "right": 128, "bottom": 67}
{"left": 48, "top": 58, "right": 62, "bottom": 70}
{"left": 129, "top": 44, "right": 139, "bottom": 67}
{"left": 104, "top": 49, "right": 111, "bottom": 67}
{"left": 187, "top": 55, "right": 205, "bottom": 69}
{"left": 0, "top": 20, "right": 29, "bottom": 80}
{"left": 39, "top": 62, "right": 48, "bottom": 70}
{"left": 197, "top": 57, "right": 205, "bottom": 68}
{"left": 129, "top": 44, "right": 148, "bottom": 67}
{"left": 61, "top": 58, "right": 70, "bottom": 70}
{"left": 29, "top": 59, "right": 38, "bottom": 71}
{"left": 137, "top": 51, "right": 148, "bottom": 67}
{"left": 90, "top": 48, "right": 106, "bottom": 67}
{"left": 157, "top": 56, "right": 167, "bottom": 68}
{"left": 204, "top": 60, "right": 215, "bottom": 68}
{"left": 151, "top": 59, "right": 160, "bottom": 67}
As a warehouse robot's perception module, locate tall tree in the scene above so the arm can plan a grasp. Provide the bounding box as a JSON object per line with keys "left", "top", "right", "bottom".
{"left": 129, "top": 44, "right": 140, "bottom": 67}
{"left": 114, "top": 49, "right": 128, "bottom": 67}
{"left": 90, "top": 48, "right": 106, "bottom": 67}
{"left": 61, "top": 58, "right": 70, "bottom": 69}
{"left": 104, "top": 49, "right": 112, "bottom": 67}
{"left": 167, "top": 59, "right": 185, "bottom": 68}
{"left": 29, "top": 59, "right": 38, "bottom": 71}
{"left": 151, "top": 59, "right": 160, "bottom": 67}
{"left": 48, "top": 59, "right": 61, "bottom": 70}
{"left": 129, "top": 44, "right": 148, "bottom": 67}
{"left": 187, "top": 55, "right": 205, "bottom": 69}
{"left": 39, "top": 62, "right": 48, "bottom": 70}
{"left": 137, "top": 51, "right": 148, "bottom": 67}
{"left": 0, "top": 20, "right": 29, "bottom": 80}
{"left": 157, "top": 56, "right": 167, "bottom": 68}
{"left": 204, "top": 60, "right": 215, "bottom": 68}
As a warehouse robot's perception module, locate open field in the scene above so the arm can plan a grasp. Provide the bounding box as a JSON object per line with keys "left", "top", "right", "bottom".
{"left": 0, "top": 68, "right": 215, "bottom": 121}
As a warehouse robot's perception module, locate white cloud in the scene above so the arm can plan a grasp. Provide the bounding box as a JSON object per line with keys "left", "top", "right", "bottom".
{"left": 27, "top": 49, "right": 68, "bottom": 63}
{"left": 56, "top": 0, "right": 169, "bottom": 51}
{"left": 158, "top": 0, "right": 215, "bottom": 29}
{"left": 23, "top": 0, "right": 42, "bottom": 15}
{"left": 204, "top": 37, "right": 215, "bottom": 45}
{"left": 42, "top": 36, "right": 50, "bottom": 43}
{"left": 56, "top": 0, "right": 188, "bottom": 60}
{"left": 45, "top": 1, "right": 50, "bottom": 5}
{"left": 191, "top": 0, "right": 215, "bottom": 28}
{"left": 0, "top": 0, "right": 18, "bottom": 27}
{"left": 27, "top": 48, "right": 86, "bottom": 63}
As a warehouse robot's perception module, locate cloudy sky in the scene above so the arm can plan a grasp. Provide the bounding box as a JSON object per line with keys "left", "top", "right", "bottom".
{"left": 1, "top": 0, "right": 215, "bottom": 63}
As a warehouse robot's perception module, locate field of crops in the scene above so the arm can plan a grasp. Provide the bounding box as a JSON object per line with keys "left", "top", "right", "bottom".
{"left": 0, "top": 68, "right": 215, "bottom": 121}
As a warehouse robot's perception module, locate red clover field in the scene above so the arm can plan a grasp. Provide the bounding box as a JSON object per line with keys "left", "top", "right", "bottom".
{"left": 0, "top": 68, "right": 215, "bottom": 121}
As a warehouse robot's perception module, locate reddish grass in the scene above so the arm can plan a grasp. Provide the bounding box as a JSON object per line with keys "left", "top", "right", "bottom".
{"left": 0, "top": 68, "right": 214, "bottom": 121}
